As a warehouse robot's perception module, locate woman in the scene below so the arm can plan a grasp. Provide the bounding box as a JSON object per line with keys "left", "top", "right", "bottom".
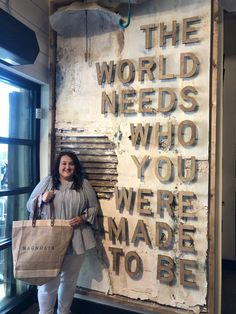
{"left": 27, "top": 151, "right": 99, "bottom": 314}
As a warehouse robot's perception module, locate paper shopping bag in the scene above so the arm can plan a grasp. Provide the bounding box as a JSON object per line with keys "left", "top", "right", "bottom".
{"left": 12, "top": 219, "right": 73, "bottom": 286}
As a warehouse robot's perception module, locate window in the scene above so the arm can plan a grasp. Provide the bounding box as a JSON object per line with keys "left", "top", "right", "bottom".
{"left": 0, "top": 69, "right": 40, "bottom": 311}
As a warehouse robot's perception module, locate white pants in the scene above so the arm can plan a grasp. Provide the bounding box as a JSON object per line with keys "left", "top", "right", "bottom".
{"left": 38, "top": 254, "right": 85, "bottom": 314}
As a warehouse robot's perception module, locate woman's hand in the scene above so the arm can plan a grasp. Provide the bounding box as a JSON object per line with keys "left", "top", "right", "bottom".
{"left": 42, "top": 190, "right": 54, "bottom": 203}
{"left": 69, "top": 216, "right": 85, "bottom": 227}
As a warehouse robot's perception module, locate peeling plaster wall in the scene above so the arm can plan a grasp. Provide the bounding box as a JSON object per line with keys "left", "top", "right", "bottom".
{"left": 54, "top": 0, "right": 211, "bottom": 312}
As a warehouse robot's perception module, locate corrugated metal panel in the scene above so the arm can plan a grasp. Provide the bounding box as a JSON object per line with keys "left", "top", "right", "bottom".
{"left": 55, "top": 129, "right": 118, "bottom": 199}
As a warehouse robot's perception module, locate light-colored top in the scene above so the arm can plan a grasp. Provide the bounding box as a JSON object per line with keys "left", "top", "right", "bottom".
{"left": 26, "top": 176, "right": 99, "bottom": 255}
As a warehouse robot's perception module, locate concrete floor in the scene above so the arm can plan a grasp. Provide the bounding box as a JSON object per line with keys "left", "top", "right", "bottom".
{"left": 20, "top": 299, "right": 135, "bottom": 314}
{"left": 222, "top": 266, "right": 236, "bottom": 314}
{"left": 21, "top": 303, "right": 39, "bottom": 314}
{"left": 14, "top": 267, "right": 236, "bottom": 314}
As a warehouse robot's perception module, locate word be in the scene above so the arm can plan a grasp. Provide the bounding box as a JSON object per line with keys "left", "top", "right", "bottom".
{"left": 109, "top": 248, "right": 198, "bottom": 288}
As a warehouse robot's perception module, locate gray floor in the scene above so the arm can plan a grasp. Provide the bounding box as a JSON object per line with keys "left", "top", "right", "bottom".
{"left": 222, "top": 267, "right": 236, "bottom": 314}
{"left": 21, "top": 303, "right": 39, "bottom": 314}
{"left": 17, "top": 268, "right": 236, "bottom": 314}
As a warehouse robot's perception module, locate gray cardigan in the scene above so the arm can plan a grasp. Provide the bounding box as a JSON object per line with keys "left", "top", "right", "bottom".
{"left": 27, "top": 176, "right": 99, "bottom": 255}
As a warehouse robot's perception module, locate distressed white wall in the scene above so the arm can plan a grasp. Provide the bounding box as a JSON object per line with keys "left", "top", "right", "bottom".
{"left": 54, "top": 0, "right": 211, "bottom": 312}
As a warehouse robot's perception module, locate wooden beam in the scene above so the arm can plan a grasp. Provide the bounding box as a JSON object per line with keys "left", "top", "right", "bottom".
{"left": 208, "top": 0, "right": 222, "bottom": 313}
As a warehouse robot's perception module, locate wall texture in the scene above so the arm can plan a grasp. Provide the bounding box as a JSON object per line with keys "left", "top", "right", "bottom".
{"left": 53, "top": 0, "right": 212, "bottom": 312}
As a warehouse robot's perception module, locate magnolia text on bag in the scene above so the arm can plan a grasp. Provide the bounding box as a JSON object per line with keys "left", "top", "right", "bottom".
{"left": 21, "top": 245, "right": 55, "bottom": 251}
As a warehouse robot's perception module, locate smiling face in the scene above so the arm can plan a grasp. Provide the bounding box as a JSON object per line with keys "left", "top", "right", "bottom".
{"left": 59, "top": 155, "right": 75, "bottom": 182}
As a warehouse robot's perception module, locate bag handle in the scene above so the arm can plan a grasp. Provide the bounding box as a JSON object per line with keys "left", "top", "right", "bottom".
{"left": 49, "top": 201, "right": 55, "bottom": 227}
{"left": 32, "top": 193, "right": 55, "bottom": 227}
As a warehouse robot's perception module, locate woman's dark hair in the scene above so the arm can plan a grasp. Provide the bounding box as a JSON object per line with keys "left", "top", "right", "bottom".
{"left": 52, "top": 151, "right": 84, "bottom": 190}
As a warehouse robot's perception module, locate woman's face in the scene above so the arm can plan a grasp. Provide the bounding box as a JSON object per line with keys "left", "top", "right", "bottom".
{"left": 59, "top": 155, "right": 75, "bottom": 182}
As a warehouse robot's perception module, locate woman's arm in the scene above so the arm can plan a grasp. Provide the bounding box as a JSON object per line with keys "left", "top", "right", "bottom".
{"left": 69, "top": 179, "right": 99, "bottom": 228}
{"left": 26, "top": 176, "right": 52, "bottom": 216}
{"left": 82, "top": 178, "right": 99, "bottom": 226}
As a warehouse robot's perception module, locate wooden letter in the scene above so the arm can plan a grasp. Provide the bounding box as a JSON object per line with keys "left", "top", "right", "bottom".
{"left": 159, "top": 55, "right": 176, "bottom": 80}
{"left": 140, "top": 24, "right": 158, "bottom": 49}
{"left": 178, "top": 156, "right": 196, "bottom": 182}
{"left": 131, "top": 155, "right": 150, "bottom": 179}
{"left": 101, "top": 91, "right": 117, "bottom": 114}
{"left": 158, "top": 88, "right": 176, "bottom": 112}
{"left": 178, "top": 191, "right": 196, "bottom": 219}
{"left": 180, "top": 86, "right": 198, "bottom": 112}
{"left": 180, "top": 259, "right": 198, "bottom": 288}
{"left": 157, "top": 254, "right": 175, "bottom": 284}
{"left": 117, "top": 59, "right": 135, "bottom": 84}
{"left": 109, "top": 247, "right": 124, "bottom": 275}
{"left": 139, "top": 88, "right": 155, "bottom": 113}
{"left": 137, "top": 188, "right": 153, "bottom": 215}
{"left": 108, "top": 217, "right": 128, "bottom": 243}
{"left": 155, "top": 122, "right": 172, "bottom": 149}
{"left": 120, "top": 89, "right": 136, "bottom": 114}
{"left": 131, "top": 219, "right": 151, "bottom": 245}
{"left": 160, "top": 20, "right": 177, "bottom": 47}
{"left": 182, "top": 16, "right": 201, "bottom": 44}
{"left": 125, "top": 251, "right": 143, "bottom": 278}
{"left": 155, "top": 156, "right": 172, "bottom": 182}
{"left": 130, "top": 123, "right": 151, "bottom": 146}
{"left": 157, "top": 189, "right": 174, "bottom": 217}
{"left": 178, "top": 120, "right": 197, "bottom": 147}
{"left": 180, "top": 52, "right": 200, "bottom": 78}
{"left": 156, "top": 222, "right": 173, "bottom": 249}
{"left": 96, "top": 61, "right": 115, "bottom": 85}
{"left": 115, "top": 186, "right": 133, "bottom": 212}
{"left": 138, "top": 57, "right": 156, "bottom": 81}
{"left": 179, "top": 224, "right": 195, "bottom": 253}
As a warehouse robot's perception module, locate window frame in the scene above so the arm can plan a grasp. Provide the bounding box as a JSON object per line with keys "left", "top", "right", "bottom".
{"left": 0, "top": 68, "right": 40, "bottom": 241}
{"left": 0, "top": 68, "right": 40, "bottom": 197}
{"left": 0, "top": 68, "right": 41, "bottom": 311}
